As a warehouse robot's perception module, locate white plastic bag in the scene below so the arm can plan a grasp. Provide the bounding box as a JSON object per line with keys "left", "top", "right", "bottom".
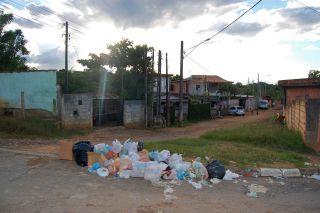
{"left": 130, "top": 161, "right": 150, "bottom": 177}
{"left": 168, "top": 153, "right": 183, "bottom": 169}
{"left": 223, "top": 169, "right": 240, "bottom": 180}
{"left": 144, "top": 162, "right": 168, "bottom": 181}
{"left": 94, "top": 143, "right": 110, "bottom": 155}
{"left": 97, "top": 167, "right": 109, "bottom": 177}
{"left": 158, "top": 150, "right": 170, "bottom": 162}
{"left": 112, "top": 139, "right": 123, "bottom": 154}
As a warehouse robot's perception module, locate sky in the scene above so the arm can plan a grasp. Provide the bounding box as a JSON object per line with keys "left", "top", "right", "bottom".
{"left": 1, "top": 0, "right": 320, "bottom": 84}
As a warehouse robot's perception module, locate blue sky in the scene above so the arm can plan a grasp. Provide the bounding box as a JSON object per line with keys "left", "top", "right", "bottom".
{"left": 1, "top": 0, "right": 319, "bottom": 84}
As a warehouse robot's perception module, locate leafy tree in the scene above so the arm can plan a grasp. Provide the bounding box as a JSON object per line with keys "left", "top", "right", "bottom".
{"left": 171, "top": 74, "right": 180, "bottom": 81}
{"left": 0, "top": 10, "right": 30, "bottom": 71}
{"left": 77, "top": 38, "right": 154, "bottom": 99}
{"left": 308, "top": 70, "right": 320, "bottom": 78}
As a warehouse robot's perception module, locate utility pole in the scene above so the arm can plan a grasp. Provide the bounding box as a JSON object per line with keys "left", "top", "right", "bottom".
{"left": 144, "top": 50, "right": 148, "bottom": 129}
{"left": 179, "top": 41, "right": 184, "bottom": 127}
{"left": 256, "top": 73, "right": 260, "bottom": 115}
{"left": 150, "top": 48, "right": 154, "bottom": 123}
{"left": 166, "top": 53, "right": 170, "bottom": 127}
{"left": 64, "top": 21, "right": 69, "bottom": 93}
{"left": 157, "top": 50, "right": 161, "bottom": 117}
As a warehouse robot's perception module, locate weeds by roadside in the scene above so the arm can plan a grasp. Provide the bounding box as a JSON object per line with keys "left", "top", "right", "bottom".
{"left": 0, "top": 116, "right": 85, "bottom": 139}
{"left": 145, "top": 119, "right": 315, "bottom": 168}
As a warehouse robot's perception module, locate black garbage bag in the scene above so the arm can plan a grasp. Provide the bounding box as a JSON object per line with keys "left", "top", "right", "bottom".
{"left": 137, "top": 141, "right": 144, "bottom": 152}
{"left": 206, "top": 160, "right": 226, "bottom": 179}
{"left": 72, "top": 141, "right": 93, "bottom": 167}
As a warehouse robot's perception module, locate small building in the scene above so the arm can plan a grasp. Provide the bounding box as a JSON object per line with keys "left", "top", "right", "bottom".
{"left": 279, "top": 78, "right": 320, "bottom": 152}
{"left": 60, "top": 93, "right": 93, "bottom": 129}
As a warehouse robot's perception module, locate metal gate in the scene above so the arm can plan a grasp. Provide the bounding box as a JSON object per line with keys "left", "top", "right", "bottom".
{"left": 93, "top": 98, "right": 123, "bottom": 126}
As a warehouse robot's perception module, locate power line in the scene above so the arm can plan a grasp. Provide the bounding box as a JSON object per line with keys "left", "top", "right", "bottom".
{"left": 184, "top": 0, "right": 263, "bottom": 57}
{"left": 291, "top": 0, "right": 320, "bottom": 16}
{"left": 185, "top": 56, "right": 213, "bottom": 75}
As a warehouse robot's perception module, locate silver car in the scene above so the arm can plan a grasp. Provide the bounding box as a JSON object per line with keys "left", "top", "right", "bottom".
{"left": 228, "top": 106, "right": 245, "bottom": 116}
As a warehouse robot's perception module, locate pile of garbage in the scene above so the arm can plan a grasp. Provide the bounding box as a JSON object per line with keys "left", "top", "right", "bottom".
{"left": 72, "top": 139, "right": 237, "bottom": 189}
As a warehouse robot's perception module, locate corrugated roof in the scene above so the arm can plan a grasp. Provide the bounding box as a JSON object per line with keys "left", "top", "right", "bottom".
{"left": 278, "top": 78, "right": 320, "bottom": 87}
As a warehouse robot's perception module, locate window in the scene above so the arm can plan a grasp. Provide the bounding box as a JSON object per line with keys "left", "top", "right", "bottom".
{"left": 78, "top": 100, "right": 82, "bottom": 105}
{"left": 170, "top": 84, "right": 174, "bottom": 91}
{"left": 196, "top": 85, "right": 200, "bottom": 91}
{"left": 73, "top": 110, "right": 79, "bottom": 116}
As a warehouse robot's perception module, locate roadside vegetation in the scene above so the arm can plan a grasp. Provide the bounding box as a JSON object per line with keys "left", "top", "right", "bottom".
{"left": 0, "top": 116, "right": 85, "bottom": 139}
{"left": 145, "top": 119, "right": 315, "bottom": 168}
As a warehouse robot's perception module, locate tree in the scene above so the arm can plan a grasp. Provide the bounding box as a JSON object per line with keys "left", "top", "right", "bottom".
{"left": 77, "top": 38, "right": 154, "bottom": 99}
{"left": 308, "top": 70, "right": 320, "bottom": 78}
{"left": 0, "top": 10, "right": 30, "bottom": 71}
{"left": 171, "top": 74, "right": 180, "bottom": 81}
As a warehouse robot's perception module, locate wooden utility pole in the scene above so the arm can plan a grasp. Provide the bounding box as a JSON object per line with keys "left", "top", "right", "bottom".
{"left": 179, "top": 41, "right": 184, "bottom": 127}
{"left": 145, "top": 50, "right": 148, "bottom": 128}
{"left": 166, "top": 53, "right": 170, "bottom": 127}
{"left": 65, "top": 21, "right": 69, "bottom": 93}
{"left": 256, "top": 73, "right": 260, "bottom": 115}
{"left": 157, "top": 50, "right": 161, "bottom": 117}
{"left": 150, "top": 48, "right": 155, "bottom": 122}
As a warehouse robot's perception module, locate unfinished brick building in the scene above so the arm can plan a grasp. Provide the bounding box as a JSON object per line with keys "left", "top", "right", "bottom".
{"left": 279, "top": 78, "right": 320, "bottom": 152}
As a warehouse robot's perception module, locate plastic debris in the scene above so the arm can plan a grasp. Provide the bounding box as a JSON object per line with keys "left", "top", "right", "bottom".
{"left": 304, "top": 162, "right": 312, "bottom": 166}
{"left": 191, "top": 158, "right": 209, "bottom": 180}
{"left": 210, "top": 178, "right": 221, "bottom": 185}
{"left": 223, "top": 169, "right": 240, "bottom": 181}
{"left": 158, "top": 150, "right": 171, "bottom": 162}
{"left": 278, "top": 181, "right": 285, "bottom": 185}
{"left": 111, "top": 139, "right": 123, "bottom": 154}
{"left": 266, "top": 177, "right": 274, "bottom": 184}
{"left": 190, "top": 181, "right": 202, "bottom": 190}
{"left": 119, "top": 170, "right": 131, "bottom": 179}
{"left": 247, "top": 184, "right": 268, "bottom": 197}
{"left": 94, "top": 143, "right": 110, "bottom": 155}
{"left": 144, "top": 162, "right": 168, "bottom": 181}
{"left": 163, "top": 186, "right": 177, "bottom": 203}
{"left": 206, "top": 160, "right": 226, "bottom": 179}
{"left": 168, "top": 154, "right": 183, "bottom": 169}
{"left": 310, "top": 174, "right": 320, "bottom": 181}
{"left": 97, "top": 167, "right": 109, "bottom": 177}
{"left": 88, "top": 162, "right": 101, "bottom": 173}
{"left": 149, "top": 150, "right": 160, "bottom": 161}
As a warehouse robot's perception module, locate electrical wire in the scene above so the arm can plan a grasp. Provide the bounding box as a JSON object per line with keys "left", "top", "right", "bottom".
{"left": 184, "top": 0, "right": 263, "bottom": 57}
{"left": 291, "top": 0, "right": 320, "bottom": 16}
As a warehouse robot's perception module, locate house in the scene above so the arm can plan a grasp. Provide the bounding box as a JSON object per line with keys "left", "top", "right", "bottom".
{"left": 278, "top": 78, "right": 320, "bottom": 152}
{"left": 0, "top": 70, "right": 57, "bottom": 117}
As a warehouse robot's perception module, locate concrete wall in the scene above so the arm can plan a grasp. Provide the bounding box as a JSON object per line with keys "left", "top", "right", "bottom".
{"left": 61, "top": 93, "right": 93, "bottom": 129}
{"left": 123, "top": 100, "right": 145, "bottom": 127}
{"left": 0, "top": 71, "right": 57, "bottom": 113}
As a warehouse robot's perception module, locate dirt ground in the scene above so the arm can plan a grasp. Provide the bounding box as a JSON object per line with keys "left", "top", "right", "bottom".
{"left": 1, "top": 151, "right": 320, "bottom": 213}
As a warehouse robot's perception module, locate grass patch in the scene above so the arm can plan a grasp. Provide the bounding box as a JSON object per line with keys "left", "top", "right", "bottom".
{"left": 0, "top": 116, "right": 85, "bottom": 139}
{"left": 145, "top": 120, "right": 314, "bottom": 168}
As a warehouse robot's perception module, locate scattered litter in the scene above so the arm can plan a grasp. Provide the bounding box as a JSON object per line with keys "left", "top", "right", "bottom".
{"left": 233, "top": 180, "right": 239, "bottom": 184}
{"left": 304, "top": 162, "right": 312, "bottom": 166}
{"left": 190, "top": 181, "right": 203, "bottom": 190}
{"left": 97, "top": 167, "right": 109, "bottom": 177}
{"left": 210, "top": 178, "right": 221, "bottom": 185}
{"left": 243, "top": 169, "right": 259, "bottom": 178}
{"left": 266, "top": 177, "right": 274, "bottom": 184}
{"left": 242, "top": 180, "right": 248, "bottom": 183}
{"left": 310, "top": 174, "right": 320, "bottom": 181}
{"left": 223, "top": 169, "right": 240, "bottom": 181}
{"left": 163, "top": 186, "right": 177, "bottom": 203}
{"left": 246, "top": 191, "right": 257, "bottom": 198}
{"left": 248, "top": 184, "right": 268, "bottom": 193}
{"left": 277, "top": 181, "right": 285, "bottom": 185}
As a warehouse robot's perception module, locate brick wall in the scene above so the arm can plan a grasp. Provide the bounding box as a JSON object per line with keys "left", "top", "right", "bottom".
{"left": 286, "top": 96, "right": 320, "bottom": 152}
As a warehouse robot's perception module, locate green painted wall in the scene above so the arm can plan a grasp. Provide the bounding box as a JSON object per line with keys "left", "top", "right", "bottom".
{"left": 0, "top": 70, "right": 57, "bottom": 112}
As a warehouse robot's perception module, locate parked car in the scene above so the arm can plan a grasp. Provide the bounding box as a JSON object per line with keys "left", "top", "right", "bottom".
{"left": 228, "top": 106, "right": 245, "bottom": 116}
{"left": 259, "top": 100, "right": 269, "bottom": 109}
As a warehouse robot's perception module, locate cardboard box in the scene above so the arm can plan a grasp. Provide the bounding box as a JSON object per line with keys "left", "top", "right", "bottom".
{"left": 59, "top": 140, "right": 74, "bottom": 160}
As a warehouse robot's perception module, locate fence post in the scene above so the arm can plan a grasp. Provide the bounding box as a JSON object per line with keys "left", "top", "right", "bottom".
{"left": 21, "top": 91, "right": 25, "bottom": 118}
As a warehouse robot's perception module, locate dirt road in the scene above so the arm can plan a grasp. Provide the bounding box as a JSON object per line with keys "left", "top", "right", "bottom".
{"left": 0, "top": 109, "right": 275, "bottom": 154}
{"left": 1, "top": 151, "right": 320, "bottom": 213}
